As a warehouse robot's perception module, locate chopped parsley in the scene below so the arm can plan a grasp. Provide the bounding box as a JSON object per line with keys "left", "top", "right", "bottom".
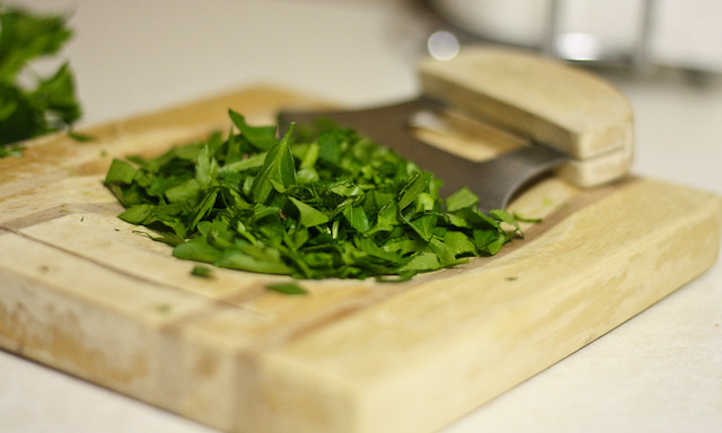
{"left": 104, "top": 110, "right": 525, "bottom": 282}
{"left": 265, "top": 282, "right": 308, "bottom": 295}
{"left": 0, "top": 6, "right": 83, "bottom": 157}
{"left": 190, "top": 264, "right": 213, "bottom": 278}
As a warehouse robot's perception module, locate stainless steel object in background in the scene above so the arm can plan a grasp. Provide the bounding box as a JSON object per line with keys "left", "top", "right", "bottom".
{"left": 417, "top": 0, "right": 722, "bottom": 85}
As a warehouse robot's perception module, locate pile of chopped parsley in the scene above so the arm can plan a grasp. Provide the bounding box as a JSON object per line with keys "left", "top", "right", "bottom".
{"left": 105, "top": 110, "right": 524, "bottom": 281}
{"left": 0, "top": 6, "right": 83, "bottom": 157}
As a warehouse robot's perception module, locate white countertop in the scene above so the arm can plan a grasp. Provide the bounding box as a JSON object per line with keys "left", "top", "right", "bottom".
{"left": 2, "top": 1, "right": 721, "bottom": 432}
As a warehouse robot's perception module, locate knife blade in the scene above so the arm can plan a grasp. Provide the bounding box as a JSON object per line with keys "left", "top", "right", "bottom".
{"left": 278, "top": 96, "right": 569, "bottom": 212}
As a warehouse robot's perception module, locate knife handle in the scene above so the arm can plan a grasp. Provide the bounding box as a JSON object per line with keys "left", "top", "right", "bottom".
{"left": 419, "top": 45, "right": 633, "bottom": 187}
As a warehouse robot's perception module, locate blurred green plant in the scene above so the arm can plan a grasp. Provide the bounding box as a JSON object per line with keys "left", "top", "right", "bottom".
{"left": 0, "top": 5, "right": 83, "bottom": 157}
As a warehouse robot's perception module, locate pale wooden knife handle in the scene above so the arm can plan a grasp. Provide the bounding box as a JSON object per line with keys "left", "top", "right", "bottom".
{"left": 419, "top": 45, "right": 634, "bottom": 187}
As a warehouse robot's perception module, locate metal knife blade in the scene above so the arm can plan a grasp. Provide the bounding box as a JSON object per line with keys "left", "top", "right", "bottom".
{"left": 277, "top": 97, "right": 569, "bottom": 212}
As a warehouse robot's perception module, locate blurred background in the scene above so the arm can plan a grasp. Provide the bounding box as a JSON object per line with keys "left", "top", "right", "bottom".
{"left": 2, "top": 0, "right": 721, "bottom": 432}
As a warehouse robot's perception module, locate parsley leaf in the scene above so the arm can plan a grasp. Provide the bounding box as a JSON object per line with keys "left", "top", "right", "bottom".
{"left": 105, "top": 159, "right": 138, "bottom": 184}
{"left": 228, "top": 109, "right": 277, "bottom": 151}
{"left": 343, "top": 206, "right": 370, "bottom": 233}
{"left": 191, "top": 265, "right": 213, "bottom": 278}
{"left": 0, "top": 7, "right": 83, "bottom": 156}
{"left": 446, "top": 187, "right": 479, "bottom": 212}
{"left": 266, "top": 282, "right": 308, "bottom": 295}
{"left": 251, "top": 124, "right": 296, "bottom": 203}
{"left": 289, "top": 197, "right": 329, "bottom": 227}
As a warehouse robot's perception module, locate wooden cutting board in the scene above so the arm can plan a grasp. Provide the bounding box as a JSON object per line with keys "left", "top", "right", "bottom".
{"left": 0, "top": 86, "right": 720, "bottom": 433}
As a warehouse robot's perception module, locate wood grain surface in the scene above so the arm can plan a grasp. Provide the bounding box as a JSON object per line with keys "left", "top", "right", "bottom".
{"left": 0, "top": 86, "right": 719, "bottom": 433}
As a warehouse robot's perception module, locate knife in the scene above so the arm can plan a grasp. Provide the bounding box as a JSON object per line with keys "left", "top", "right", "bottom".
{"left": 278, "top": 46, "right": 634, "bottom": 211}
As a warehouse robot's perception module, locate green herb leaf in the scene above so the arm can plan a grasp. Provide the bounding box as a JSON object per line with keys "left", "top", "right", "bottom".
{"left": 68, "top": 130, "right": 95, "bottom": 142}
{"left": 408, "top": 214, "right": 437, "bottom": 241}
{"left": 513, "top": 212, "right": 543, "bottom": 223}
{"left": 446, "top": 187, "right": 479, "bottom": 212}
{"left": 444, "top": 231, "right": 476, "bottom": 256}
{"left": 473, "top": 229, "right": 507, "bottom": 255}
{"left": 0, "top": 7, "right": 82, "bottom": 156}
{"left": 165, "top": 178, "right": 201, "bottom": 203}
{"left": 216, "top": 250, "right": 291, "bottom": 274}
{"left": 429, "top": 238, "right": 456, "bottom": 267}
{"left": 191, "top": 264, "right": 213, "bottom": 278}
{"left": 318, "top": 132, "right": 342, "bottom": 165}
{"left": 219, "top": 152, "right": 266, "bottom": 173}
{"left": 400, "top": 252, "right": 440, "bottom": 273}
{"left": 489, "top": 209, "right": 521, "bottom": 232}
{"left": 398, "top": 172, "right": 426, "bottom": 210}
{"left": 173, "top": 238, "right": 224, "bottom": 263}
{"left": 343, "top": 206, "right": 370, "bottom": 233}
{"left": 105, "top": 159, "right": 137, "bottom": 184}
{"left": 118, "top": 204, "right": 153, "bottom": 224}
{"left": 368, "top": 202, "right": 398, "bottom": 234}
{"left": 251, "top": 124, "right": 296, "bottom": 203}
{"left": 266, "top": 281, "right": 308, "bottom": 295}
{"left": 289, "top": 197, "right": 329, "bottom": 227}
{"left": 228, "top": 109, "right": 277, "bottom": 151}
